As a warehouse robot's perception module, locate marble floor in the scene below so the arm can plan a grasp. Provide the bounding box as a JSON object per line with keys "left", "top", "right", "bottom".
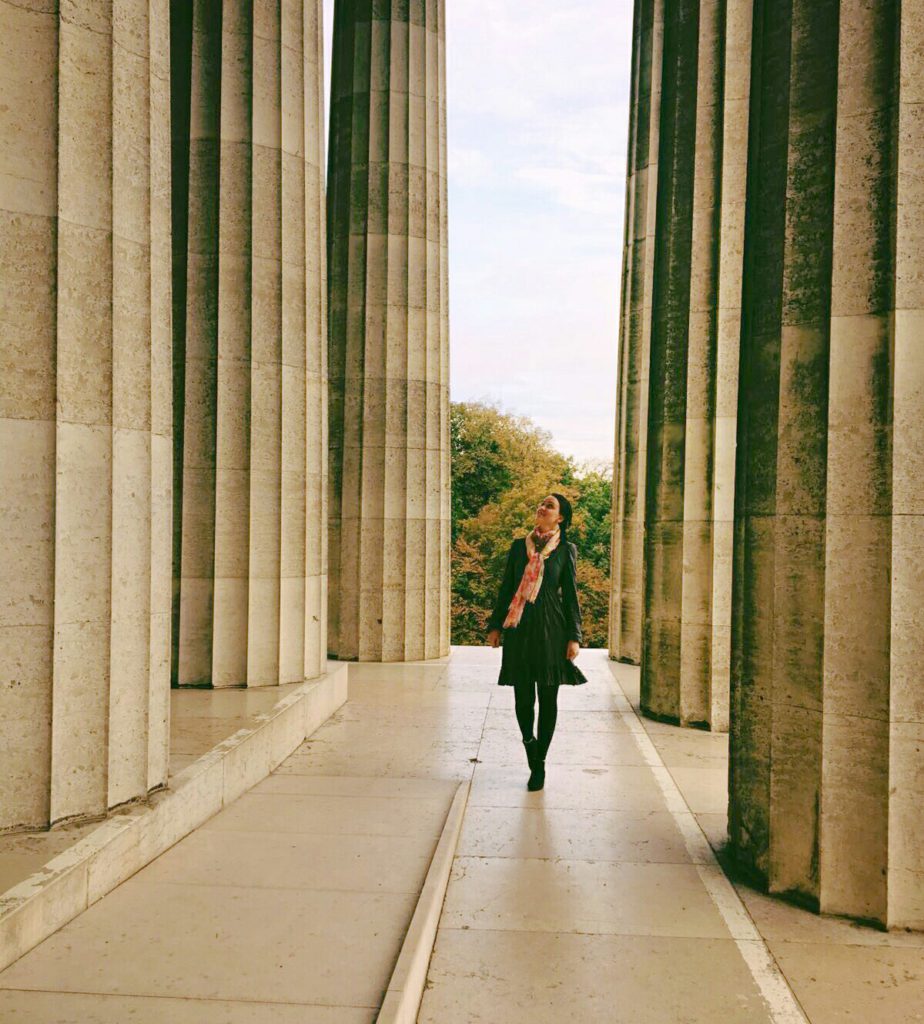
{"left": 0, "top": 681, "right": 309, "bottom": 896}
{"left": 0, "top": 648, "right": 922, "bottom": 1022}
{"left": 0, "top": 666, "right": 460, "bottom": 1022}
{"left": 419, "top": 650, "right": 792, "bottom": 1023}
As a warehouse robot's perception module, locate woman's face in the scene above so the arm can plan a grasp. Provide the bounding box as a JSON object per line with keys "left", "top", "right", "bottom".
{"left": 535, "top": 494, "right": 563, "bottom": 531}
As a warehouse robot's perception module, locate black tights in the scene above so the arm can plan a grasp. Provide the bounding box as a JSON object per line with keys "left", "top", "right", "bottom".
{"left": 513, "top": 681, "right": 560, "bottom": 757}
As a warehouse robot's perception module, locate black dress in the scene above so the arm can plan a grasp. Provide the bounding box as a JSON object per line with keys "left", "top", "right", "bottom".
{"left": 487, "top": 538, "right": 587, "bottom": 687}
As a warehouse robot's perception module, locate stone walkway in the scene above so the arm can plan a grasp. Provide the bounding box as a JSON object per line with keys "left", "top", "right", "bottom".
{"left": 0, "top": 667, "right": 459, "bottom": 1022}
{"left": 0, "top": 682, "right": 307, "bottom": 897}
{"left": 0, "top": 648, "right": 922, "bottom": 1022}
{"left": 420, "top": 649, "right": 796, "bottom": 1023}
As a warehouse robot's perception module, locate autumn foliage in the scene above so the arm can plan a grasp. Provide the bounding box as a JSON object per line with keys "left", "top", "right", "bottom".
{"left": 450, "top": 401, "right": 612, "bottom": 648}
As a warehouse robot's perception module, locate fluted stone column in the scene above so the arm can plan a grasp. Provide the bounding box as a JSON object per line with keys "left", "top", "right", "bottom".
{"left": 0, "top": 0, "right": 172, "bottom": 829}
{"left": 729, "top": 0, "right": 924, "bottom": 929}
{"left": 890, "top": 0, "right": 924, "bottom": 930}
{"left": 175, "top": 0, "right": 222, "bottom": 687}
{"left": 610, "top": 0, "right": 663, "bottom": 666}
{"left": 731, "top": 0, "right": 839, "bottom": 903}
{"left": 171, "top": 0, "right": 328, "bottom": 688}
{"left": 641, "top": 0, "right": 706, "bottom": 723}
{"left": 672, "top": 0, "right": 730, "bottom": 730}
{"left": 213, "top": 0, "right": 254, "bottom": 689}
{"left": 610, "top": 0, "right": 643, "bottom": 663}
{"left": 327, "top": 0, "right": 450, "bottom": 662}
{"left": 709, "top": 0, "right": 752, "bottom": 733}
{"left": 612, "top": 0, "right": 749, "bottom": 731}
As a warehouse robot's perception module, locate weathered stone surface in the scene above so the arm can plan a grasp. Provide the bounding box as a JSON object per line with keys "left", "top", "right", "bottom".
{"left": 642, "top": 0, "right": 702, "bottom": 725}
{"left": 616, "top": 0, "right": 924, "bottom": 927}
{"left": 611, "top": 0, "right": 663, "bottom": 668}
{"left": 729, "top": 0, "right": 922, "bottom": 929}
{"left": 0, "top": 0, "right": 327, "bottom": 831}
{"left": 327, "top": 0, "right": 450, "bottom": 661}
{"left": 171, "top": 0, "right": 328, "bottom": 688}
{"left": 0, "top": 0, "right": 173, "bottom": 830}
{"left": 613, "top": 0, "right": 741, "bottom": 732}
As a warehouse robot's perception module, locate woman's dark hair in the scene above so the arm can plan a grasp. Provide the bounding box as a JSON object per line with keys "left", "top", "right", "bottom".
{"left": 551, "top": 492, "right": 573, "bottom": 545}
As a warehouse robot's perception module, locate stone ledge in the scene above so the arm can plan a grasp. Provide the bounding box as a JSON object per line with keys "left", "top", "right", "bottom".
{"left": 0, "top": 663, "right": 349, "bottom": 974}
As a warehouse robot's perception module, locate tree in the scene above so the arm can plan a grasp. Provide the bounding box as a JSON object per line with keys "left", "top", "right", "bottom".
{"left": 450, "top": 401, "right": 612, "bottom": 648}
{"left": 449, "top": 403, "right": 512, "bottom": 542}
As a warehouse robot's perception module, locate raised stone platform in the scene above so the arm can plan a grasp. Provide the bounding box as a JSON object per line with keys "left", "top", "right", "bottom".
{"left": 0, "top": 664, "right": 348, "bottom": 973}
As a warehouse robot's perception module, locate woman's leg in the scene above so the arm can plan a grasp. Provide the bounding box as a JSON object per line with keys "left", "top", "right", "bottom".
{"left": 513, "top": 679, "right": 537, "bottom": 742}
{"left": 536, "top": 684, "right": 560, "bottom": 758}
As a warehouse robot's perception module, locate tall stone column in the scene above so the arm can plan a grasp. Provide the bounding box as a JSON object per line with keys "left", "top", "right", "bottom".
{"left": 672, "top": 0, "right": 740, "bottom": 731}
{"left": 730, "top": 0, "right": 839, "bottom": 902}
{"left": 213, "top": 0, "right": 254, "bottom": 689}
{"left": 729, "top": 0, "right": 924, "bottom": 929}
{"left": 175, "top": 0, "right": 222, "bottom": 687}
{"left": 612, "top": 0, "right": 749, "bottom": 731}
{"left": 610, "top": 0, "right": 663, "bottom": 666}
{"left": 171, "top": 0, "right": 328, "bottom": 687}
{"left": 327, "top": 0, "right": 450, "bottom": 661}
{"left": 610, "top": 0, "right": 644, "bottom": 664}
{"left": 641, "top": 0, "right": 706, "bottom": 723}
{"left": 0, "top": 0, "right": 172, "bottom": 829}
{"left": 890, "top": 0, "right": 924, "bottom": 930}
{"left": 708, "top": 0, "right": 752, "bottom": 733}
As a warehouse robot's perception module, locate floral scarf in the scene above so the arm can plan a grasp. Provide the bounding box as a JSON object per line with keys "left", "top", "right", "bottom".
{"left": 502, "top": 525, "right": 561, "bottom": 629}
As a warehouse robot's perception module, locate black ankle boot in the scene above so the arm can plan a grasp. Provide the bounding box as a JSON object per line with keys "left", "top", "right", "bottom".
{"left": 528, "top": 737, "right": 551, "bottom": 792}
{"left": 522, "top": 736, "right": 540, "bottom": 772}
{"left": 522, "top": 737, "right": 544, "bottom": 791}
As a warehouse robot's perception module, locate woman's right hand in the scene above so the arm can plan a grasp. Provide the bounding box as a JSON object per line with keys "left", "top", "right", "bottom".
{"left": 487, "top": 628, "right": 501, "bottom": 648}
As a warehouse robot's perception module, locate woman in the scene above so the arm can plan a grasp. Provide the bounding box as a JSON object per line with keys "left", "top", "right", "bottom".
{"left": 486, "top": 492, "right": 586, "bottom": 791}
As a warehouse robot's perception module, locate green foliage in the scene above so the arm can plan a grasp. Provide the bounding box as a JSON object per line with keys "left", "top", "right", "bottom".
{"left": 449, "top": 403, "right": 512, "bottom": 542}
{"left": 450, "top": 401, "right": 612, "bottom": 649}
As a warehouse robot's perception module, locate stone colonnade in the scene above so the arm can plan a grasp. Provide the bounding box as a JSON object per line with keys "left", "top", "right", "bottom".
{"left": 0, "top": 0, "right": 173, "bottom": 829}
{"left": 610, "top": 0, "right": 749, "bottom": 730}
{"left": 0, "top": 0, "right": 452, "bottom": 833}
{"left": 326, "top": 0, "right": 450, "bottom": 662}
{"left": 0, "top": 0, "right": 329, "bottom": 830}
{"left": 170, "top": 0, "right": 328, "bottom": 688}
{"left": 613, "top": 0, "right": 924, "bottom": 927}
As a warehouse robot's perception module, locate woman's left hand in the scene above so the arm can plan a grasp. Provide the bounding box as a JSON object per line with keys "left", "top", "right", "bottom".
{"left": 566, "top": 641, "right": 580, "bottom": 661}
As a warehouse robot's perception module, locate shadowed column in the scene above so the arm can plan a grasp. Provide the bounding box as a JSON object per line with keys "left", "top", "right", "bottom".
{"left": 304, "top": 0, "right": 329, "bottom": 681}
{"left": 0, "top": 0, "right": 172, "bottom": 829}
{"left": 212, "top": 0, "right": 253, "bottom": 689}
{"left": 708, "top": 0, "right": 752, "bottom": 733}
{"left": 327, "top": 0, "right": 450, "bottom": 662}
{"left": 247, "top": 0, "right": 284, "bottom": 685}
{"left": 729, "top": 0, "right": 924, "bottom": 928}
{"left": 818, "top": 0, "right": 895, "bottom": 925}
{"left": 616, "top": 0, "right": 748, "bottom": 731}
{"left": 172, "top": 0, "right": 328, "bottom": 688}
{"left": 610, "top": 0, "right": 664, "bottom": 666}
{"left": 675, "top": 0, "right": 725, "bottom": 728}
{"left": 641, "top": 0, "right": 702, "bottom": 724}
{"left": 610, "top": 0, "right": 643, "bottom": 662}
{"left": 889, "top": 0, "right": 924, "bottom": 930}
{"left": 730, "top": 0, "right": 838, "bottom": 909}
{"left": 176, "top": 0, "right": 222, "bottom": 686}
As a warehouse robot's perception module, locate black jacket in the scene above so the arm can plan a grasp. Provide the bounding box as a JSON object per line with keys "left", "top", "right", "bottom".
{"left": 487, "top": 538, "right": 582, "bottom": 644}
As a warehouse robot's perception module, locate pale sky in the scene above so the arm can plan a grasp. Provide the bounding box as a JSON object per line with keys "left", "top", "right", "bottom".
{"left": 323, "top": 2, "right": 634, "bottom": 467}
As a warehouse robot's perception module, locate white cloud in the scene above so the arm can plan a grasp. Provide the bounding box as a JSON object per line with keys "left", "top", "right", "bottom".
{"left": 516, "top": 165, "right": 622, "bottom": 215}
{"left": 449, "top": 145, "right": 496, "bottom": 188}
